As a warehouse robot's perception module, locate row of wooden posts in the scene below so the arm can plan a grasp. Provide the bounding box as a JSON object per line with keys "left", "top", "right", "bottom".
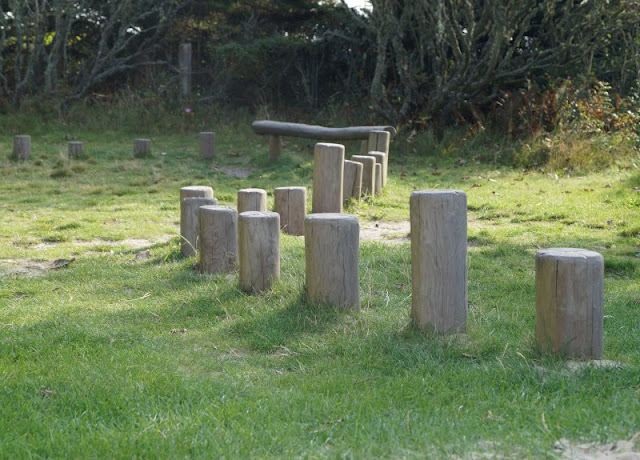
{"left": 8, "top": 132, "right": 217, "bottom": 161}
{"left": 179, "top": 140, "right": 604, "bottom": 360}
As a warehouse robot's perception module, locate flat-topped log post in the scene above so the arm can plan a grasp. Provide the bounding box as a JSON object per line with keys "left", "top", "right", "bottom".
{"left": 251, "top": 120, "right": 396, "bottom": 159}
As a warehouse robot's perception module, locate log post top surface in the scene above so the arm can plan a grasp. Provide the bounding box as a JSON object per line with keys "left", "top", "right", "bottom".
{"left": 252, "top": 120, "right": 397, "bottom": 141}
{"left": 239, "top": 210, "right": 279, "bottom": 219}
{"left": 536, "top": 248, "right": 603, "bottom": 261}
{"left": 305, "top": 213, "right": 359, "bottom": 226}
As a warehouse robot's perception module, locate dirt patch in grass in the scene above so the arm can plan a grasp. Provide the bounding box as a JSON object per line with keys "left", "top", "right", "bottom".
{"left": 554, "top": 435, "right": 640, "bottom": 459}
{"left": 0, "top": 259, "right": 52, "bottom": 278}
{"left": 33, "top": 236, "right": 174, "bottom": 250}
{"left": 360, "top": 221, "right": 410, "bottom": 244}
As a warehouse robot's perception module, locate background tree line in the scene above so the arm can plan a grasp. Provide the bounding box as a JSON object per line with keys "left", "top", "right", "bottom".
{"left": 1, "top": 0, "right": 639, "bottom": 133}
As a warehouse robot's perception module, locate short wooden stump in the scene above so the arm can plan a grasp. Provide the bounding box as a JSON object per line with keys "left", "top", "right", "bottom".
{"left": 535, "top": 248, "right": 604, "bottom": 359}
{"left": 274, "top": 187, "right": 306, "bottom": 236}
{"left": 199, "top": 132, "right": 215, "bottom": 159}
{"left": 304, "top": 213, "right": 360, "bottom": 310}
{"left": 237, "top": 188, "right": 267, "bottom": 214}
{"left": 238, "top": 211, "right": 280, "bottom": 293}
{"left": 180, "top": 197, "right": 218, "bottom": 257}
{"left": 351, "top": 155, "right": 376, "bottom": 197}
{"left": 368, "top": 151, "right": 386, "bottom": 191}
{"left": 180, "top": 185, "right": 214, "bottom": 201}
{"left": 368, "top": 130, "right": 390, "bottom": 186}
{"left": 68, "top": 141, "right": 84, "bottom": 159}
{"left": 410, "top": 190, "right": 467, "bottom": 333}
{"left": 343, "top": 160, "right": 363, "bottom": 202}
{"left": 199, "top": 206, "right": 238, "bottom": 274}
{"left": 12, "top": 135, "right": 31, "bottom": 161}
{"left": 133, "top": 138, "right": 151, "bottom": 158}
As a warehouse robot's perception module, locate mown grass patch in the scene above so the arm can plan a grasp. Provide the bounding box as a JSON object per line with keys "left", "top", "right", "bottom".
{"left": 0, "top": 113, "right": 639, "bottom": 458}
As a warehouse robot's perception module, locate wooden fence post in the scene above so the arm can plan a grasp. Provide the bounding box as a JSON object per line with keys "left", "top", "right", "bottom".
{"left": 68, "top": 141, "right": 84, "bottom": 159}
{"left": 368, "top": 130, "right": 390, "bottom": 186}
{"left": 12, "top": 135, "right": 31, "bottom": 161}
{"left": 343, "top": 160, "right": 363, "bottom": 202}
{"left": 179, "top": 43, "right": 192, "bottom": 97}
{"left": 350, "top": 155, "right": 376, "bottom": 197}
{"left": 133, "top": 139, "right": 151, "bottom": 158}
{"left": 199, "top": 132, "right": 215, "bottom": 159}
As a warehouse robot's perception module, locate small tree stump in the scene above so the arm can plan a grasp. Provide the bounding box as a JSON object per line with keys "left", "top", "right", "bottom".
{"left": 238, "top": 211, "right": 280, "bottom": 293}
{"left": 199, "top": 132, "right": 215, "bottom": 159}
{"left": 312, "top": 143, "right": 344, "bottom": 213}
{"left": 68, "top": 141, "right": 84, "bottom": 159}
{"left": 410, "top": 190, "right": 467, "bottom": 333}
{"left": 274, "top": 186, "right": 306, "bottom": 235}
{"left": 237, "top": 188, "right": 267, "bottom": 214}
{"left": 12, "top": 135, "right": 31, "bottom": 161}
{"left": 304, "top": 213, "right": 360, "bottom": 310}
{"left": 133, "top": 139, "right": 151, "bottom": 158}
{"left": 269, "top": 135, "right": 282, "bottom": 160}
{"left": 374, "top": 163, "right": 383, "bottom": 196}
{"left": 351, "top": 155, "right": 376, "bottom": 197}
{"left": 368, "top": 151, "right": 386, "bottom": 189}
{"left": 180, "top": 186, "right": 214, "bottom": 202}
{"left": 368, "top": 130, "right": 390, "bottom": 186}
{"left": 180, "top": 197, "right": 218, "bottom": 257}
{"left": 343, "top": 160, "right": 363, "bottom": 202}
{"left": 199, "top": 206, "right": 238, "bottom": 274}
{"left": 535, "top": 248, "right": 604, "bottom": 359}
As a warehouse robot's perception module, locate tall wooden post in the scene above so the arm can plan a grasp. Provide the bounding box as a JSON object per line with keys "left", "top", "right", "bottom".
{"left": 410, "top": 190, "right": 467, "bottom": 333}
{"left": 535, "top": 248, "right": 604, "bottom": 359}
{"left": 312, "top": 143, "right": 344, "bottom": 213}
{"left": 68, "top": 141, "right": 84, "bottom": 159}
{"left": 368, "top": 130, "right": 390, "bottom": 186}
{"left": 179, "top": 43, "right": 192, "bottom": 97}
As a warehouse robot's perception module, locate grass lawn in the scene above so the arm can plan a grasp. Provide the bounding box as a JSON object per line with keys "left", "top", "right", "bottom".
{"left": 0, "top": 115, "right": 639, "bottom": 458}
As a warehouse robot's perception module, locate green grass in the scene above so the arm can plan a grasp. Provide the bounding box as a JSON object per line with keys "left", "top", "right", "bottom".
{"left": 1, "top": 111, "right": 639, "bottom": 458}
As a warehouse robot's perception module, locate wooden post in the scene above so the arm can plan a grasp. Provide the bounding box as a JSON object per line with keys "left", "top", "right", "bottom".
{"left": 180, "top": 186, "right": 214, "bottom": 202}
{"left": 360, "top": 139, "right": 369, "bottom": 155}
{"left": 133, "top": 139, "right": 151, "bottom": 158}
{"left": 535, "top": 248, "right": 604, "bottom": 359}
{"left": 343, "top": 160, "right": 363, "bottom": 203}
{"left": 199, "top": 206, "right": 238, "bottom": 274}
{"left": 410, "top": 190, "right": 467, "bottom": 333}
{"left": 305, "top": 213, "right": 360, "bottom": 310}
{"left": 274, "top": 186, "right": 306, "bottom": 236}
{"left": 199, "top": 132, "right": 215, "bottom": 159}
{"left": 237, "top": 188, "right": 267, "bottom": 214}
{"left": 179, "top": 43, "right": 192, "bottom": 97}
{"left": 238, "top": 211, "right": 280, "bottom": 293}
{"left": 312, "top": 143, "right": 344, "bottom": 213}
{"left": 351, "top": 155, "right": 376, "bottom": 197}
{"left": 368, "top": 130, "right": 390, "bottom": 186}
{"left": 269, "top": 135, "right": 282, "bottom": 160}
{"left": 68, "top": 141, "right": 84, "bottom": 159}
{"left": 12, "top": 135, "right": 31, "bottom": 161}
{"left": 368, "top": 151, "right": 386, "bottom": 189}
{"left": 374, "top": 163, "right": 382, "bottom": 196}
{"left": 180, "top": 197, "right": 217, "bottom": 257}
